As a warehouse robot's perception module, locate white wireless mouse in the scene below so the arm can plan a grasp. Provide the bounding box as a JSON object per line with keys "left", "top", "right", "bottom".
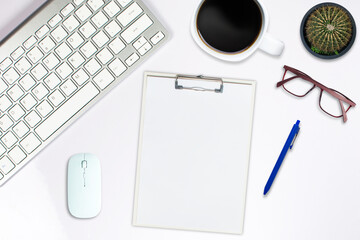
{"left": 67, "top": 153, "right": 101, "bottom": 218}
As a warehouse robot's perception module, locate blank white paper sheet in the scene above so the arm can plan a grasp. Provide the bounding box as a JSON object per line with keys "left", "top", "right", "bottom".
{"left": 133, "top": 72, "right": 256, "bottom": 234}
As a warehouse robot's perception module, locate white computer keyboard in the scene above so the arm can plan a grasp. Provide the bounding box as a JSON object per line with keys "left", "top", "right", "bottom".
{"left": 0, "top": 0, "right": 168, "bottom": 185}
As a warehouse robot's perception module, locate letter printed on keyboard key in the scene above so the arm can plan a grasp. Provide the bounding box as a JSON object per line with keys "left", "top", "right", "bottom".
{"left": 13, "top": 121, "right": 30, "bottom": 138}
{"left": 19, "top": 75, "right": 36, "bottom": 91}
{"left": 25, "top": 111, "right": 41, "bottom": 128}
{"left": 20, "top": 133, "right": 41, "bottom": 154}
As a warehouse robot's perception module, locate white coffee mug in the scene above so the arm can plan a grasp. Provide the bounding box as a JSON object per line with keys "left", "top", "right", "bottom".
{"left": 191, "top": 0, "right": 285, "bottom": 62}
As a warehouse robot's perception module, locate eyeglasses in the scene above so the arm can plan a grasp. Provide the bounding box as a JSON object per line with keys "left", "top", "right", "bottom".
{"left": 277, "top": 65, "right": 356, "bottom": 122}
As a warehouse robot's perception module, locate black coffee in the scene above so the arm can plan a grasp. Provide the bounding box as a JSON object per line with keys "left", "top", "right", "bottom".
{"left": 196, "top": 0, "right": 262, "bottom": 53}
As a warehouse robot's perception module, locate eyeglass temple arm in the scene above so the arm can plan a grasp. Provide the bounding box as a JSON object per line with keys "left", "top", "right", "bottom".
{"left": 339, "top": 100, "right": 348, "bottom": 123}
{"left": 323, "top": 88, "right": 356, "bottom": 107}
{"left": 276, "top": 76, "right": 301, "bottom": 87}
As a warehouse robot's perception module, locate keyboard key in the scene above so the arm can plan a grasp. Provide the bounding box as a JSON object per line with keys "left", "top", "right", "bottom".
{"left": 74, "top": 0, "right": 85, "bottom": 6}
{"left": 20, "top": 94, "right": 37, "bottom": 111}
{"left": 49, "top": 90, "right": 65, "bottom": 107}
{"left": 96, "top": 48, "right": 113, "bottom": 64}
{"left": 104, "top": 21, "right": 121, "bottom": 37}
{"left": 80, "top": 41, "right": 97, "bottom": 58}
{"left": 55, "top": 42, "right": 72, "bottom": 60}
{"left": 63, "top": 16, "right": 80, "bottom": 32}
{"left": 79, "top": 22, "right": 96, "bottom": 39}
{"left": 0, "top": 95, "right": 12, "bottom": 112}
{"left": 36, "top": 100, "right": 53, "bottom": 117}
{"left": 43, "top": 53, "right": 60, "bottom": 70}
{"left": 8, "top": 146, "right": 26, "bottom": 164}
{"left": 24, "top": 111, "right": 41, "bottom": 128}
{"left": 8, "top": 85, "right": 24, "bottom": 102}
{"left": 117, "top": 2, "right": 143, "bottom": 27}
{"left": 0, "top": 156, "right": 15, "bottom": 175}
{"left": 27, "top": 47, "right": 44, "bottom": 64}
{"left": 133, "top": 36, "right": 147, "bottom": 49}
{"left": 72, "top": 69, "right": 89, "bottom": 85}
{"left": 51, "top": 26, "right": 68, "bottom": 43}
{"left": 32, "top": 83, "right": 49, "bottom": 100}
{"left": 9, "top": 104, "right": 26, "bottom": 121}
{"left": 15, "top": 57, "right": 32, "bottom": 74}
{"left": 3, "top": 68, "right": 20, "bottom": 84}
{"left": 125, "top": 53, "right": 139, "bottom": 66}
{"left": 36, "top": 25, "right": 50, "bottom": 39}
{"left": 19, "top": 75, "right": 36, "bottom": 91}
{"left": 61, "top": 3, "right": 75, "bottom": 17}
{"left": 91, "top": 11, "right": 108, "bottom": 28}
{"left": 109, "top": 38, "right": 125, "bottom": 54}
{"left": 69, "top": 52, "right": 85, "bottom": 69}
{"left": 11, "top": 47, "right": 25, "bottom": 60}
{"left": 108, "top": 58, "right": 126, "bottom": 77}
{"left": 0, "top": 79, "right": 7, "bottom": 94}
{"left": 31, "top": 64, "right": 48, "bottom": 80}
{"left": 0, "top": 143, "right": 5, "bottom": 156}
{"left": 48, "top": 14, "right": 62, "bottom": 27}
{"left": 104, "top": 1, "right": 121, "bottom": 18}
{"left": 1, "top": 132, "right": 17, "bottom": 148}
{"left": 92, "top": 31, "right": 109, "bottom": 48}
{"left": 44, "top": 73, "right": 61, "bottom": 90}
{"left": 75, "top": 5, "right": 92, "bottom": 21}
{"left": 23, "top": 36, "right": 37, "bottom": 49}
{"left": 138, "top": 42, "right": 152, "bottom": 55}
{"left": 116, "top": 0, "right": 132, "bottom": 8}
{"left": 121, "top": 14, "right": 153, "bottom": 43}
{"left": 150, "top": 31, "right": 165, "bottom": 45}
{"left": 84, "top": 59, "right": 101, "bottom": 75}
{"left": 0, "top": 57, "right": 12, "bottom": 71}
{"left": 20, "top": 133, "right": 41, "bottom": 154}
{"left": 87, "top": 0, "right": 104, "bottom": 12}
{"left": 0, "top": 115, "right": 14, "bottom": 132}
{"left": 67, "top": 32, "right": 85, "bottom": 49}
{"left": 13, "top": 121, "right": 30, "bottom": 138}
{"left": 39, "top": 36, "right": 56, "bottom": 53}
{"left": 60, "top": 80, "right": 77, "bottom": 96}
{"left": 35, "top": 82, "right": 100, "bottom": 140}
{"left": 94, "top": 68, "right": 115, "bottom": 90}
{"left": 56, "top": 62, "right": 73, "bottom": 79}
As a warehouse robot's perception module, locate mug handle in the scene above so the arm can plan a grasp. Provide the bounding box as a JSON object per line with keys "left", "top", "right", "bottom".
{"left": 259, "top": 33, "right": 284, "bottom": 56}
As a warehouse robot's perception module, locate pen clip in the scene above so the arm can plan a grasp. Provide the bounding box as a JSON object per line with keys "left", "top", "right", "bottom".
{"left": 290, "top": 128, "right": 300, "bottom": 149}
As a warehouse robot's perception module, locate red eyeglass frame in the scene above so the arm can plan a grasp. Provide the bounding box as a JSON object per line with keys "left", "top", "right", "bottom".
{"left": 277, "top": 65, "right": 356, "bottom": 122}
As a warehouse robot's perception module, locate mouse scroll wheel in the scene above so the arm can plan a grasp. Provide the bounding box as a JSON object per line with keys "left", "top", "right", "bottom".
{"left": 81, "top": 160, "right": 87, "bottom": 169}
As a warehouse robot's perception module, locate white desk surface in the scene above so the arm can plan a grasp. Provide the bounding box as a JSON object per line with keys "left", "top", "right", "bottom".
{"left": 1, "top": 0, "right": 360, "bottom": 239}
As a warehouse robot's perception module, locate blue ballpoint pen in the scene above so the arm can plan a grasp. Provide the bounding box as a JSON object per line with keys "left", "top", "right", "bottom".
{"left": 264, "top": 120, "right": 301, "bottom": 195}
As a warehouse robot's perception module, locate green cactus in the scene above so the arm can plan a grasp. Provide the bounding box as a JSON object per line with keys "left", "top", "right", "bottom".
{"left": 305, "top": 4, "right": 353, "bottom": 55}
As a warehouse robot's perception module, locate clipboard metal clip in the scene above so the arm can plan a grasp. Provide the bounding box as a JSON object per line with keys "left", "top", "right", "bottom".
{"left": 175, "top": 74, "right": 224, "bottom": 93}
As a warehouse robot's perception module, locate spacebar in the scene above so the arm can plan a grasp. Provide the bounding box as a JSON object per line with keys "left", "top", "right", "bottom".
{"left": 35, "top": 82, "right": 100, "bottom": 141}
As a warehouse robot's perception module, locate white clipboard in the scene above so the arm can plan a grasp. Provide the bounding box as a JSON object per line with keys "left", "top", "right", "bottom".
{"left": 133, "top": 72, "right": 256, "bottom": 234}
